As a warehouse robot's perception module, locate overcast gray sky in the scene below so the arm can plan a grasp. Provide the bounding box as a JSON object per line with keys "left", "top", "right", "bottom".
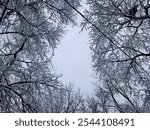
{"left": 53, "top": 25, "right": 95, "bottom": 95}
{"left": 53, "top": 1, "right": 95, "bottom": 95}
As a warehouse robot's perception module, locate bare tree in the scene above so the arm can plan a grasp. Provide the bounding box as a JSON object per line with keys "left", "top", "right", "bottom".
{"left": 73, "top": 0, "right": 150, "bottom": 112}
{"left": 0, "top": 0, "right": 81, "bottom": 112}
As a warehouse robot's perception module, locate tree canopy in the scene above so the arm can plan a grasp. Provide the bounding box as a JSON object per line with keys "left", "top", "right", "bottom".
{"left": 83, "top": 0, "right": 150, "bottom": 112}
{"left": 0, "top": 0, "right": 81, "bottom": 112}
{"left": 1, "top": 0, "right": 150, "bottom": 113}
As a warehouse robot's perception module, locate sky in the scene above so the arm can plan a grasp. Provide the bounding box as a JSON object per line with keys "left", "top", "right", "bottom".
{"left": 52, "top": 1, "right": 96, "bottom": 95}
{"left": 53, "top": 25, "right": 95, "bottom": 95}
